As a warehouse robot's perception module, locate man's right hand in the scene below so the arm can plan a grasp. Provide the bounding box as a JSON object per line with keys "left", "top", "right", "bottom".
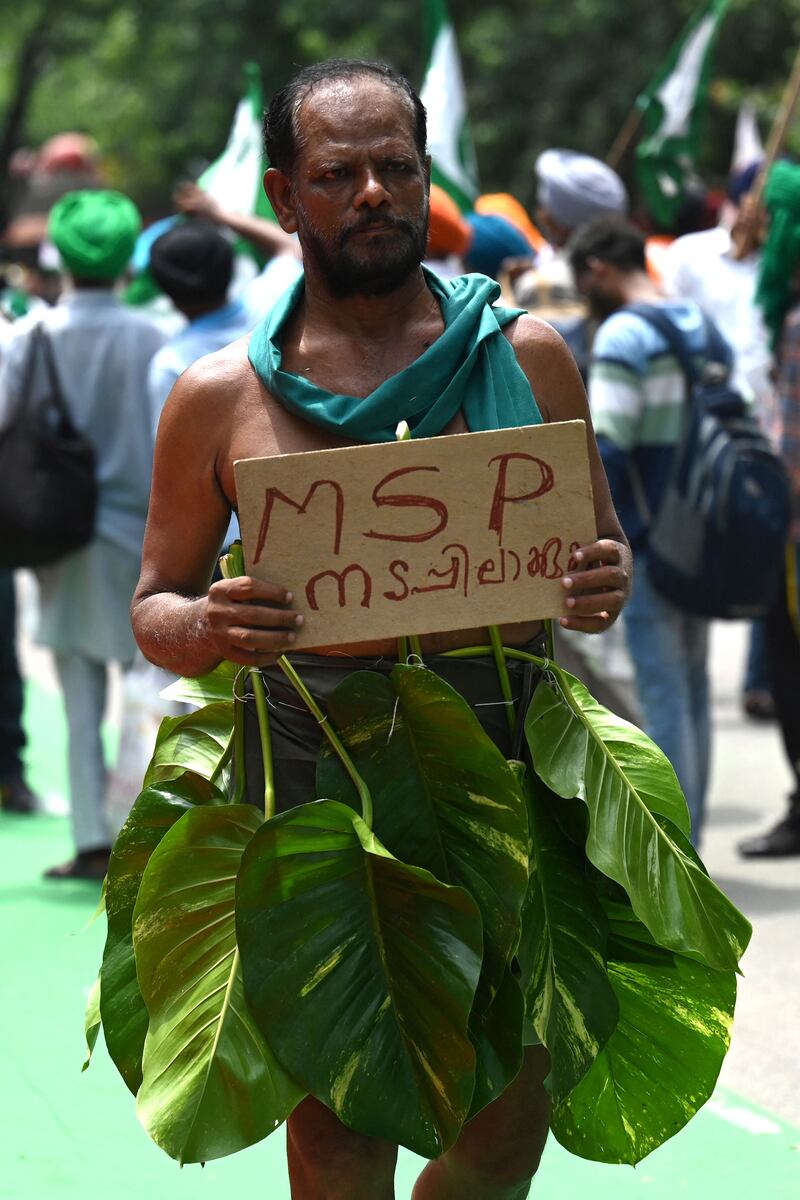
{"left": 202, "top": 576, "right": 304, "bottom": 666}
{"left": 174, "top": 181, "right": 226, "bottom": 224}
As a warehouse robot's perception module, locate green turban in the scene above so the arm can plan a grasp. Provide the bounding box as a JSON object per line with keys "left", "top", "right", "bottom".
{"left": 756, "top": 161, "right": 800, "bottom": 352}
{"left": 48, "top": 189, "right": 142, "bottom": 280}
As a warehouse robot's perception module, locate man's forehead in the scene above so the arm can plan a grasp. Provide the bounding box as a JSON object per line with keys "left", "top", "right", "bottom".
{"left": 295, "top": 78, "right": 417, "bottom": 151}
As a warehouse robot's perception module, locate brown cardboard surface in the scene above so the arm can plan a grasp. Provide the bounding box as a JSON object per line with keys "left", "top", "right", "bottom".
{"left": 234, "top": 421, "right": 596, "bottom": 648}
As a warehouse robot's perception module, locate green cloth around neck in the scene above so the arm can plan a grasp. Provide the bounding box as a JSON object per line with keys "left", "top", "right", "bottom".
{"left": 247, "top": 267, "right": 542, "bottom": 442}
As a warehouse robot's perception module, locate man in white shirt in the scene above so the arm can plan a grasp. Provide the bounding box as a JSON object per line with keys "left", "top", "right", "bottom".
{"left": 662, "top": 163, "right": 772, "bottom": 418}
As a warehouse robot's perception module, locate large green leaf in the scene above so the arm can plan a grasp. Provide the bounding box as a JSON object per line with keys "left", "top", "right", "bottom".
{"left": 100, "top": 772, "right": 225, "bottom": 1094}
{"left": 134, "top": 804, "right": 303, "bottom": 1164}
{"left": 82, "top": 976, "right": 101, "bottom": 1072}
{"left": 525, "top": 672, "right": 751, "bottom": 971}
{"left": 467, "top": 967, "right": 525, "bottom": 1119}
{"left": 160, "top": 660, "right": 237, "bottom": 706}
{"left": 551, "top": 914, "right": 737, "bottom": 1165}
{"left": 143, "top": 701, "right": 234, "bottom": 788}
{"left": 517, "top": 769, "right": 618, "bottom": 1103}
{"left": 236, "top": 799, "right": 483, "bottom": 1158}
{"left": 317, "top": 665, "right": 528, "bottom": 990}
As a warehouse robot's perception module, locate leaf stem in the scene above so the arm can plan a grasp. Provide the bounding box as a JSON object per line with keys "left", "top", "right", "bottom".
{"left": 209, "top": 728, "right": 235, "bottom": 786}
{"left": 230, "top": 683, "right": 247, "bottom": 804}
{"left": 396, "top": 635, "right": 410, "bottom": 663}
{"left": 408, "top": 634, "right": 424, "bottom": 662}
{"left": 277, "top": 656, "right": 374, "bottom": 829}
{"left": 249, "top": 669, "right": 276, "bottom": 820}
{"left": 488, "top": 625, "right": 517, "bottom": 739}
{"left": 442, "top": 644, "right": 550, "bottom": 670}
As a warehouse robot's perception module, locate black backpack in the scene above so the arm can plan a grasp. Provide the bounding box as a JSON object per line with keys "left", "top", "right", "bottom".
{"left": 0, "top": 324, "right": 97, "bottom": 569}
{"left": 626, "top": 304, "right": 791, "bottom": 620}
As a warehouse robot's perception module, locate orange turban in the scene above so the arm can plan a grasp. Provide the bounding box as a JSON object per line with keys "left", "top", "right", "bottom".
{"left": 475, "top": 193, "right": 546, "bottom": 255}
{"left": 426, "top": 184, "right": 471, "bottom": 258}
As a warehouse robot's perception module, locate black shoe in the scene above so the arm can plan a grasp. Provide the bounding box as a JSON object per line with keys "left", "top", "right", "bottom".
{"left": 738, "top": 801, "right": 800, "bottom": 858}
{"left": 742, "top": 689, "right": 777, "bottom": 721}
{"left": 0, "top": 774, "right": 38, "bottom": 813}
{"left": 44, "top": 846, "right": 111, "bottom": 881}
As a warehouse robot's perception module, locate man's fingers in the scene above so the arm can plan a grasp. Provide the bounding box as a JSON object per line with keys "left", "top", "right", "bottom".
{"left": 571, "top": 539, "right": 622, "bottom": 567}
{"left": 562, "top": 565, "right": 628, "bottom": 594}
{"left": 216, "top": 604, "right": 303, "bottom": 631}
{"left": 564, "top": 590, "right": 626, "bottom": 617}
{"left": 216, "top": 576, "right": 294, "bottom": 606}
{"left": 227, "top": 626, "right": 300, "bottom": 654}
{"left": 559, "top": 612, "right": 617, "bottom": 633}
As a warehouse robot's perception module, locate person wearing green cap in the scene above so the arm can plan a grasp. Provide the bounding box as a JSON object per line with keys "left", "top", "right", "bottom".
{"left": 0, "top": 188, "right": 167, "bottom": 880}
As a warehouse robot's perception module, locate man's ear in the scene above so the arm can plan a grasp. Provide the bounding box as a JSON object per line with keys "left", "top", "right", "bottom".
{"left": 263, "top": 167, "right": 298, "bottom": 234}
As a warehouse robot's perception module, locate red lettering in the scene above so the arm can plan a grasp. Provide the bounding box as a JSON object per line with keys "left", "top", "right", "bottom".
{"left": 306, "top": 564, "right": 372, "bottom": 611}
{"left": 364, "top": 466, "right": 448, "bottom": 543}
{"left": 383, "top": 560, "right": 411, "bottom": 602}
{"left": 527, "top": 538, "right": 565, "bottom": 579}
{"left": 541, "top": 537, "right": 565, "bottom": 579}
{"left": 487, "top": 453, "right": 555, "bottom": 544}
{"left": 478, "top": 549, "right": 521, "bottom": 586}
{"left": 254, "top": 480, "right": 344, "bottom": 564}
{"left": 567, "top": 541, "right": 582, "bottom": 573}
{"left": 411, "top": 543, "right": 470, "bottom": 597}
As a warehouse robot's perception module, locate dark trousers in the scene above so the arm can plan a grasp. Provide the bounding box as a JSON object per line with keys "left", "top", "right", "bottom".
{"left": 764, "top": 567, "right": 800, "bottom": 791}
{"left": 244, "top": 636, "right": 546, "bottom": 813}
{"left": 0, "top": 571, "right": 25, "bottom": 780}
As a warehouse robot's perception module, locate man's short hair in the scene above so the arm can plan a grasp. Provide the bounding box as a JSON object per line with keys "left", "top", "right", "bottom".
{"left": 149, "top": 220, "right": 233, "bottom": 307}
{"left": 568, "top": 215, "right": 647, "bottom": 278}
{"left": 264, "top": 59, "right": 427, "bottom": 175}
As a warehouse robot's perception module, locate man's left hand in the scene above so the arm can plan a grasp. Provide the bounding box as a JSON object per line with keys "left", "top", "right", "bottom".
{"left": 559, "top": 538, "right": 631, "bottom": 633}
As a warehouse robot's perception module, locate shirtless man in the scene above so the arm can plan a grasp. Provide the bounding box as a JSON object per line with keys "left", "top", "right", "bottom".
{"left": 132, "top": 59, "right": 631, "bottom": 1200}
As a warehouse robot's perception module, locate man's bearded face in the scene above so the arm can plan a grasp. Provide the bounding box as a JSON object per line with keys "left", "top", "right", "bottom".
{"left": 294, "top": 194, "right": 429, "bottom": 298}
{"left": 288, "top": 79, "right": 430, "bottom": 297}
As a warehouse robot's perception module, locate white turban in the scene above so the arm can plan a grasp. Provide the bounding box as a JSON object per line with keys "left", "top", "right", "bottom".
{"left": 536, "top": 149, "right": 628, "bottom": 230}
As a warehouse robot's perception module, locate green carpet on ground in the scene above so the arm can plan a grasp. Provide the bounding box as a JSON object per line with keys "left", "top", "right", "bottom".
{"left": 2, "top": 684, "right": 798, "bottom": 1198}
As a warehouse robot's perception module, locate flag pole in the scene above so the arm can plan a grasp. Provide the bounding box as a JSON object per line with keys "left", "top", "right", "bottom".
{"left": 733, "top": 44, "right": 800, "bottom": 258}
{"left": 606, "top": 102, "right": 646, "bottom": 171}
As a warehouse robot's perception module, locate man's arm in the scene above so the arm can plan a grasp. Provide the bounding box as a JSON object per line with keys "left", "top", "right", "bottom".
{"left": 507, "top": 314, "right": 632, "bottom": 633}
{"left": 131, "top": 356, "right": 304, "bottom": 676}
{"left": 174, "top": 183, "right": 301, "bottom": 262}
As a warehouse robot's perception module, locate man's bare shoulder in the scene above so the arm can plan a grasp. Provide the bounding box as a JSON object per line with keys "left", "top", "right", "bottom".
{"left": 167, "top": 335, "right": 254, "bottom": 410}
{"left": 503, "top": 312, "right": 585, "bottom": 422}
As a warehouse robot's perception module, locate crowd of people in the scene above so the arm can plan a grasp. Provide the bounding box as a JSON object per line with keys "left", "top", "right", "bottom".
{"left": 0, "top": 63, "right": 798, "bottom": 887}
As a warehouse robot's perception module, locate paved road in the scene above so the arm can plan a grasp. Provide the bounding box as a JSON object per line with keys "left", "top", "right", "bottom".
{"left": 700, "top": 622, "right": 800, "bottom": 1129}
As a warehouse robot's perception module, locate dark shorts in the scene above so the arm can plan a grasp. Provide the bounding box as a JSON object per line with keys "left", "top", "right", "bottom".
{"left": 243, "top": 633, "right": 547, "bottom": 812}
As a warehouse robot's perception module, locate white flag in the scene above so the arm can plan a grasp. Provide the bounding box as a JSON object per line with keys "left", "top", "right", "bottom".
{"left": 420, "top": 0, "right": 479, "bottom": 212}
{"left": 731, "top": 100, "right": 764, "bottom": 172}
{"left": 199, "top": 62, "right": 274, "bottom": 221}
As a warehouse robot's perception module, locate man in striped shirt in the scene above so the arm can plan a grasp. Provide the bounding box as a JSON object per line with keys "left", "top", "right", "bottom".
{"left": 570, "top": 216, "right": 733, "bottom": 844}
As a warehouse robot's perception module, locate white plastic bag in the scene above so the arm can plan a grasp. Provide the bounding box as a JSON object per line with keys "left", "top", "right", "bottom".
{"left": 105, "top": 655, "right": 185, "bottom": 837}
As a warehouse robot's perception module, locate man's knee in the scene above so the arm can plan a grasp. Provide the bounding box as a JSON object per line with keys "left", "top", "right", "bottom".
{"left": 437, "top": 1045, "right": 550, "bottom": 1192}
{"left": 446, "top": 1127, "right": 546, "bottom": 1191}
{"left": 287, "top": 1095, "right": 397, "bottom": 1197}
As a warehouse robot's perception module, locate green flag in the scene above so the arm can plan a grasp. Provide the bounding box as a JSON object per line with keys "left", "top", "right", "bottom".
{"left": 419, "top": 0, "right": 479, "bottom": 212}
{"left": 199, "top": 61, "right": 276, "bottom": 226}
{"left": 636, "top": 0, "right": 730, "bottom": 228}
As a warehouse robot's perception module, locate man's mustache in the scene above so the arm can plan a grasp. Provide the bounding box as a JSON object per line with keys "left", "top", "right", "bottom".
{"left": 339, "top": 215, "right": 416, "bottom": 245}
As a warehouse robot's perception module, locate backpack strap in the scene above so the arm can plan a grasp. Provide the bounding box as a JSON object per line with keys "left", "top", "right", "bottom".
{"left": 16, "top": 322, "right": 76, "bottom": 433}
{"left": 621, "top": 302, "right": 701, "bottom": 387}
{"left": 622, "top": 302, "right": 731, "bottom": 394}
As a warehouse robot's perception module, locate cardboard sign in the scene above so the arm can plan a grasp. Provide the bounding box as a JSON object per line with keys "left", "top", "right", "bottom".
{"left": 235, "top": 421, "right": 596, "bottom": 648}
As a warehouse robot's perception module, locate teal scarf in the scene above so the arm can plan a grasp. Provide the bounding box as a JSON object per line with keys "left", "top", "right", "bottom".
{"left": 247, "top": 267, "right": 542, "bottom": 442}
